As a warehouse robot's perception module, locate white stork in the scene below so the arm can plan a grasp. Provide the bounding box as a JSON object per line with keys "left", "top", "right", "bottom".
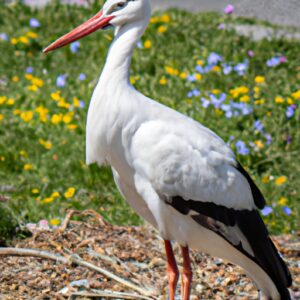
{"left": 44, "top": 0, "right": 292, "bottom": 299}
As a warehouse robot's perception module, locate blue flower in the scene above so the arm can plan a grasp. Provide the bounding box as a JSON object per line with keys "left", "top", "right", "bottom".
{"left": 70, "top": 41, "right": 80, "bottom": 53}
{"left": 261, "top": 206, "right": 273, "bottom": 216}
{"left": 282, "top": 206, "right": 292, "bottom": 216}
{"left": 210, "top": 93, "right": 226, "bottom": 108}
{"left": 0, "top": 33, "right": 8, "bottom": 41}
{"left": 201, "top": 97, "right": 210, "bottom": 108}
{"left": 79, "top": 100, "right": 85, "bottom": 108}
{"left": 195, "top": 65, "right": 204, "bottom": 74}
{"left": 56, "top": 74, "right": 67, "bottom": 87}
{"left": 254, "top": 120, "right": 264, "bottom": 133}
{"left": 235, "top": 140, "right": 249, "bottom": 155}
{"left": 266, "top": 57, "right": 281, "bottom": 67}
{"left": 234, "top": 60, "right": 248, "bottom": 76}
{"left": 136, "top": 41, "right": 143, "bottom": 49}
{"left": 29, "top": 18, "right": 41, "bottom": 28}
{"left": 78, "top": 73, "right": 86, "bottom": 81}
{"left": 25, "top": 66, "right": 34, "bottom": 74}
{"left": 222, "top": 64, "right": 232, "bottom": 75}
{"left": 187, "top": 74, "right": 196, "bottom": 82}
{"left": 286, "top": 106, "right": 295, "bottom": 118}
{"left": 207, "top": 52, "right": 223, "bottom": 65}
{"left": 264, "top": 133, "right": 272, "bottom": 145}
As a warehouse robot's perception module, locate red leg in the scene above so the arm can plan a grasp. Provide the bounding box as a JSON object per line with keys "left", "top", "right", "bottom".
{"left": 181, "top": 246, "right": 192, "bottom": 300}
{"left": 164, "top": 240, "right": 179, "bottom": 300}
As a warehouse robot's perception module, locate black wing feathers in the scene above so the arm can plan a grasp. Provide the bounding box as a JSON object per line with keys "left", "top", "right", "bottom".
{"left": 236, "top": 162, "right": 266, "bottom": 209}
{"left": 167, "top": 197, "right": 292, "bottom": 299}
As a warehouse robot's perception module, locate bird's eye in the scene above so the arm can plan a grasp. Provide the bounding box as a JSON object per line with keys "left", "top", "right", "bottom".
{"left": 110, "top": 1, "right": 128, "bottom": 13}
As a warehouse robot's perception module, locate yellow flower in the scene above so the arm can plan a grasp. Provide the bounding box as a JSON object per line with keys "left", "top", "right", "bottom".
{"left": 275, "top": 176, "right": 287, "bottom": 186}
{"left": 23, "top": 164, "right": 33, "bottom": 171}
{"left": 180, "top": 72, "right": 187, "bottom": 79}
{"left": 254, "top": 140, "right": 264, "bottom": 149}
{"left": 26, "top": 32, "right": 38, "bottom": 39}
{"left": 51, "top": 114, "right": 63, "bottom": 124}
{"left": 144, "top": 40, "right": 152, "bottom": 49}
{"left": 31, "top": 77, "right": 44, "bottom": 87}
{"left": 150, "top": 16, "right": 159, "bottom": 24}
{"left": 211, "top": 89, "right": 220, "bottom": 95}
{"left": 25, "top": 74, "right": 33, "bottom": 80}
{"left": 32, "top": 189, "right": 39, "bottom": 194}
{"left": 0, "top": 96, "right": 7, "bottom": 105}
{"left": 287, "top": 97, "right": 294, "bottom": 105}
{"left": 240, "top": 95, "right": 250, "bottom": 103}
{"left": 262, "top": 176, "right": 269, "bottom": 184}
{"left": 254, "top": 99, "right": 265, "bottom": 105}
{"left": 67, "top": 124, "right": 78, "bottom": 130}
{"left": 51, "top": 191, "right": 60, "bottom": 198}
{"left": 254, "top": 86, "right": 260, "bottom": 94}
{"left": 195, "top": 73, "right": 202, "bottom": 81}
{"left": 42, "top": 197, "right": 54, "bottom": 204}
{"left": 278, "top": 197, "right": 288, "bottom": 206}
{"left": 20, "top": 111, "right": 33, "bottom": 122}
{"left": 0, "top": 156, "right": 5, "bottom": 162}
{"left": 12, "top": 76, "right": 20, "bottom": 82}
{"left": 39, "top": 139, "right": 52, "bottom": 150}
{"left": 197, "top": 60, "right": 204, "bottom": 66}
{"left": 19, "top": 150, "right": 28, "bottom": 157}
{"left": 73, "top": 97, "right": 80, "bottom": 108}
{"left": 158, "top": 25, "right": 167, "bottom": 34}
{"left": 27, "top": 85, "right": 39, "bottom": 92}
{"left": 11, "top": 38, "right": 18, "bottom": 45}
{"left": 64, "top": 187, "right": 76, "bottom": 198}
{"left": 160, "top": 14, "right": 171, "bottom": 23}
{"left": 291, "top": 90, "right": 300, "bottom": 100}
{"left": 19, "top": 36, "right": 30, "bottom": 44}
{"left": 255, "top": 76, "right": 265, "bottom": 84}
{"left": 0, "top": 114, "right": 4, "bottom": 122}
{"left": 63, "top": 114, "right": 73, "bottom": 124}
{"left": 230, "top": 86, "right": 249, "bottom": 98}
{"left": 165, "top": 66, "right": 179, "bottom": 76}
{"left": 211, "top": 66, "right": 221, "bottom": 72}
{"left": 6, "top": 98, "right": 14, "bottom": 106}
{"left": 159, "top": 76, "right": 167, "bottom": 85}
{"left": 275, "top": 96, "right": 284, "bottom": 104}
{"left": 13, "top": 109, "right": 21, "bottom": 115}
{"left": 50, "top": 219, "right": 60, "bottom": 226}
{"left": 51, "top": 91, "right": 61, "bottom": 101}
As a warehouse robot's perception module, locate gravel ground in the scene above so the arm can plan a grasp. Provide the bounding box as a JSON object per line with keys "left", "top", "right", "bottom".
{"left": 0, "top": 210, "right": 299, "bottom": 299}
{"left": 11, "top": 0, "right": 300, "bottom": 28}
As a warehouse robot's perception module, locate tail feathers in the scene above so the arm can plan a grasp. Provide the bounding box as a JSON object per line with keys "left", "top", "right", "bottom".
{"left": 237, "top": 211, "right": 292, "bottom": 300}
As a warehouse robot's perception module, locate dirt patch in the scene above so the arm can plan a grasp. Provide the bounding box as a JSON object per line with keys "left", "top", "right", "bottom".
{"left": 0, "top": 210, "right": 299, "bottom": 299}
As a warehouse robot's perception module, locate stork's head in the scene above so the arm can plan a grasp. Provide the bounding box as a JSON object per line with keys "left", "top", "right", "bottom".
{"left": 43, "top": 0, "right": 151, "bottom": 53}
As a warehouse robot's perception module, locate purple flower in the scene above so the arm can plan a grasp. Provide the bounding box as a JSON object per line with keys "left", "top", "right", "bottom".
{"left": 235, "top": 140, "right": 249, "bottom": 155}
{"left": 136, "top": 41, "right": 143, "bottom": 49}
{"left": 70, "top": 41, "right": 80, "bottom": 53}
{"left": 248, "top": 50, "right": 254, "bottom": 57}
{"left": 26, "top": 66, "right": 33, "bottom": 74}
{"left": 0, "top": 33, "right": 8, "bottom": 41}
{"left": 286, "top": 135, "right": 292, "bottom": 145}
{"left": 78, "top": 73, "right": 86, "bottom": 81}
{"left": 280, "top": 56, "right": 287, "bottom": 63}
{"left": 286, "top": 106, "right": 295, "bottom": 118}
{"left": 224, "top": 4, "right": 235, "bottom": 14}
{"left": 207, "top": 52, "right": 223, "bottom": 65}
{"left": 282, "top": 206, "right": 292, "bottom": 216}
{"left": 264, "top": 133, "right": 272, "bottom": 145}
{"left": 29, "top": 18, "right": 41, "bottom": 28}
{"left": 56, "top": 74, "right": 67, "bottom": 87}
{"left": 261, "top": 206, "right": 273, "bottom": 216}
{"left": 218, "top": 23, "right": 225, "bottom": 30}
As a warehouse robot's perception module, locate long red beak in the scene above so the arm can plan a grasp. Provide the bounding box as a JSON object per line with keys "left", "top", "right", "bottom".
{"left": 43, "top": 11, "right": 114, "bottom": 53}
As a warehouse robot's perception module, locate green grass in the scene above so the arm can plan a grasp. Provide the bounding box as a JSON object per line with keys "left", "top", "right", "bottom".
{"left": 0, "top": 1, "right": 299, "bottom": 240}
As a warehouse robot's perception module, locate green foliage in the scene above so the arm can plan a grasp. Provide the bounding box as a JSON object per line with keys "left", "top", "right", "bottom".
{"left": 0, "top": 1, "right": 299, "bottom": 239}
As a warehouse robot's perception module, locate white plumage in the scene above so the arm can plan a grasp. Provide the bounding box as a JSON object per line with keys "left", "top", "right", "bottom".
{"left": 44, "top": 0, "right": 292, "bottom": 299}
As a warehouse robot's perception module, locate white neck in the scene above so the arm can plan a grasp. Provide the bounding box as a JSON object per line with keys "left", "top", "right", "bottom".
{"left": 99, "top": 21, "right": 147, "bottom": 87}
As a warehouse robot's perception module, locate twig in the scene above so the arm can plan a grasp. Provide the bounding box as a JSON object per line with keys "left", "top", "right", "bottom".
{"left": 0, "top": 247, "right": 155, "bottom": 297}
{"left": 59, "top": 210, "right": 78, "bottom": 233}
{"left": 69, "top": 290, "right": 157, "bottom": 300}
